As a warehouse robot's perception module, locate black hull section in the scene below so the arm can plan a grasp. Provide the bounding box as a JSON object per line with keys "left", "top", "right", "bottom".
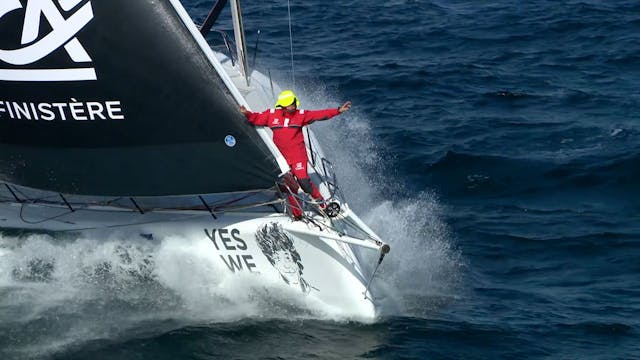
{"left": 0, "top": 0, "right": 280, "bottom": 195}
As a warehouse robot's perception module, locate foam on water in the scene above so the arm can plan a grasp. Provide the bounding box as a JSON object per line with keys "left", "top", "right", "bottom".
{"left": 0, "top": 230, "right": 357, "bottom": 358}
{"left": 298, "top": 84, "right": 464, "bottom": 317}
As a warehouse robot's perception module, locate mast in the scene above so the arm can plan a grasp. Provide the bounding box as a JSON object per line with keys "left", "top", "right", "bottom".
{"left": 230, "top": 0, "right": 250, "bottom": 86}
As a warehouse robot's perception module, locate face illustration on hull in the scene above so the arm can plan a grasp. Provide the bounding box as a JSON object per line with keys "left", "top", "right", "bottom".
{"left": 255, "top": 223, "right": 311, "bottom": 294}
{"left": 271, "top": 248, "right": 300, "bottom": 286}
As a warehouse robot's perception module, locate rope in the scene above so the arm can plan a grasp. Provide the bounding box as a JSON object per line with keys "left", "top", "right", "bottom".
{"left": 287, "top": 0, "right": 295, "bottom": 87}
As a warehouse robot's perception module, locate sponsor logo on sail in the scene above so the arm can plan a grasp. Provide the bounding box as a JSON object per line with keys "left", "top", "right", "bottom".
{"left": 0, "top": 0, "right": 96, "bottom": 82}
{"left": 225, "top": 135, "right": 237, "bottom": 147}
{"left": 0, "top": 99, "right": 124, "bottom": 121}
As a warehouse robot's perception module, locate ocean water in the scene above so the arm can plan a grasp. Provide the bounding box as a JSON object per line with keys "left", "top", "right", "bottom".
{"left": 2, "top": 0, "right": 640, "bottom": 359}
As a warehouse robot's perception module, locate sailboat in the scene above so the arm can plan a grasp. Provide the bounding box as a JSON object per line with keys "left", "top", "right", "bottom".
{"left": 0, "top": 0, "right": 389, "bottom": 318}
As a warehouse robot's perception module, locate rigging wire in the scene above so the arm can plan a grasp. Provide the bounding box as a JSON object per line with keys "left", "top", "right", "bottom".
{"left": 287, "top": 0, "right": 295, "bottom": 87}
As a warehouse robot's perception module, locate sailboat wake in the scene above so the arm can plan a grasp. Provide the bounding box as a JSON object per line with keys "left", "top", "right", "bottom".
{"left": 0, "top": 229, "right": 365, "bottom": 358}
{"left": 302, "top": 87, "right": 464, "bottom": 318}
{"left": 363, "top": 195, "right": 464, "bottom": 317}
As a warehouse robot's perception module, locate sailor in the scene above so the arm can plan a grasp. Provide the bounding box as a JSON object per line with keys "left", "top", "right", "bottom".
{"left": 240, "top": 90, "right": 351, "bottom": 220}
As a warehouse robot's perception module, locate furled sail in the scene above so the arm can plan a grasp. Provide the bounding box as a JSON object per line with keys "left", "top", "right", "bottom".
{"left": 0, "top": 0, "right": 281, "bottom": 196}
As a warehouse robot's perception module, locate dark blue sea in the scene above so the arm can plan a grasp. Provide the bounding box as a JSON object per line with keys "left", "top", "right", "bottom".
{"left": 2, "top": 0, "right": 640, "bottom": 359}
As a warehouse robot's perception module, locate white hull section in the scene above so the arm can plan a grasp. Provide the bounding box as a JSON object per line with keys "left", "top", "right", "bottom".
{"left": 0, "top": 202, "right": 377, "bottom": 319}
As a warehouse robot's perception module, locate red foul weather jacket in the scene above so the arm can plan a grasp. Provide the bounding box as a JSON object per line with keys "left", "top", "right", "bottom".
{"left": 244, "top": 107, "right": 341, "bottom": 165}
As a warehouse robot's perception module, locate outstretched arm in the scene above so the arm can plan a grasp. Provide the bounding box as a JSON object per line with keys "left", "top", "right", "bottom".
{"left": 302, "top": 101, "right": 352, "bottom": 125}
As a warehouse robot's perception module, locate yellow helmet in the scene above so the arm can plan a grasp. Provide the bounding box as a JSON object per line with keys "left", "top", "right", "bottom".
{"left": 275, "top": 90, "right": 300, "bottom": 108}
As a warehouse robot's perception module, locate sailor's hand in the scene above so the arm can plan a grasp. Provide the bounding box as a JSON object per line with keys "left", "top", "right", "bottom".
{"left": 338, "top": 101, "right": 352, "bottom": 113}
{"left": 239, "top": 105, "right": 248, "bottom": 114}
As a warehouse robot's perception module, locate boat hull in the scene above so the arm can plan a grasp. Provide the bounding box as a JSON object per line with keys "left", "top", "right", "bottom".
{"left": 0, "top": 202, "right": 377, "bottom": 319}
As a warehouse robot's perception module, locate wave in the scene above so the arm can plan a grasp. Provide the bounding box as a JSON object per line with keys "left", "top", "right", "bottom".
{"left": 425, "top": 150, "right": 640, "bottom": 202}
{"left": 555, "top": 321, "right": 634, "bottom": 336}
{"left": 0, "top": 231, "right": 348, "bottom": 359}
{"left": 297, "top": 84, "right": 464, "bottom": 318}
